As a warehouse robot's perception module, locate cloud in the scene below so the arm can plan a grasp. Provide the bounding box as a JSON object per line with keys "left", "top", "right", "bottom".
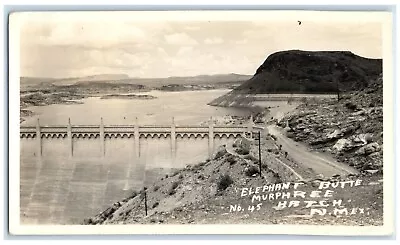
{"left": 176, "top": 46, "right": 194, "bottom": 56}
{"left": 45, "top": 23, "right": 146, "bottom": 48}
{"left": 204, "top": 37, "right": 224, "bottom": 45}
{"left": 161, "top": 46, "right": 255, "bottom": 77}
{"left": 184, "top": 26, "right": 201, "bottom": 31}
{"left": 19, "top": 13, "right": 383, "bottom": 78}
{"left": 164, "top": 33, "right": 198, "bottom": 46}
{"left": 234, "top": 39, "right": 248, "bottom": 45}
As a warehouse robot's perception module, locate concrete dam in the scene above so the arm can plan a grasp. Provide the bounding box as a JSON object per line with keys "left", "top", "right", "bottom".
{"left": 20, "top": 118, "right": 259, "bottom": 224}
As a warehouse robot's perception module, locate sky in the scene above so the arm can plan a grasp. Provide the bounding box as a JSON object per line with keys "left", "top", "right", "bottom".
{"left": 18, "top": 12, "right": 383, "bottom": 79}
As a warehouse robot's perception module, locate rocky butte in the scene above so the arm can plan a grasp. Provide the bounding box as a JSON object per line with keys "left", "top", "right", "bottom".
{"left": 209, "top": 50, "right": 382, "bottom": 106}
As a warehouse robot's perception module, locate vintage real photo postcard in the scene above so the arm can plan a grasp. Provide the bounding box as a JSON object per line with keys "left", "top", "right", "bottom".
{"left": 8, "top": 10, "right": 394, "bottom": 235}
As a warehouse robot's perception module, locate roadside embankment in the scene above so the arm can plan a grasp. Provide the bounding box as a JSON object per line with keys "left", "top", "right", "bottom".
{"left": 277, "top": 75, "right": 383, "bottom": 173}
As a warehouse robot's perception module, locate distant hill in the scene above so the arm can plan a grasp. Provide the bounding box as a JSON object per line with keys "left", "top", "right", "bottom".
{"left": 235, "top": 50, "right": 382, "bottom": 94}
{"left": 163, "top": 74, "right": 252, "bottom": 83}
{"left": 20, "top": 74, "right": 130, "bottom": 88}
{"left": 20, "top": 73, "right": 251, "bottom": 89}
{"left": 53, "top": 74, "right": 130, "bottom": 86}
{"left": 20, "top": 77, "right": 55, "bottom": 88}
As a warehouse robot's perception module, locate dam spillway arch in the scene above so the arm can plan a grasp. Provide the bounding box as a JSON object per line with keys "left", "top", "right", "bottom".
{"left": 19, "top": 118, "right": 262, "bottom": 224}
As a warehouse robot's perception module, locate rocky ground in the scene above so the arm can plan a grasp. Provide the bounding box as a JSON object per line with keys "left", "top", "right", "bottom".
{"left": 20, "top": 91, "right": 85, "bottom": 123}
{"left": 277, "top": 74, "right": 383, "bottom": 173}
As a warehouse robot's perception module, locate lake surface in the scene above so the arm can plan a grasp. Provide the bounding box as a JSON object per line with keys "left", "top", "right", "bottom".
{"left": 21, "top": 90, "right": 252, "bottom": 126}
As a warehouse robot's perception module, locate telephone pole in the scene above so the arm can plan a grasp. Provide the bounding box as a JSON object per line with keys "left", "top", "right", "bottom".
{"left": 144, "top": 187, "right": 148, "bottom": 216}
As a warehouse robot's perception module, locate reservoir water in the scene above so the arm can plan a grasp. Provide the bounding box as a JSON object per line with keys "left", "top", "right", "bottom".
{"left": 21, "top": 90, "right": 251, "bottom": 126}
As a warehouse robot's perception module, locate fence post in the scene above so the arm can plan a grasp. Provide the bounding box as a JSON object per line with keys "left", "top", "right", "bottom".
{"left": 247, "top": 115, "right": 254, "bottom": 138}
{"left": 144, "top": 187, "right": 148, "bottom": 216}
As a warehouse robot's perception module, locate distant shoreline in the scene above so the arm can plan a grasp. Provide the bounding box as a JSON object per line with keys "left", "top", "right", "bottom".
{"left": 100, "top": 94, "right": 157, "bottom": 100}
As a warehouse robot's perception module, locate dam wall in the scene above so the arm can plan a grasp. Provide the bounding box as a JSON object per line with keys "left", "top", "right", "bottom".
{"left": 19, "top": 118, "right": 259, "bottom": 224}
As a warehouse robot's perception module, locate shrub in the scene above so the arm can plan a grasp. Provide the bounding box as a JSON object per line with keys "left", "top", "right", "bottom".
{"left": 214, "top": 149, "right": 226, "bottom": 159}
{"left": 168, "top": 181, "right": 179, "bottom": 195}
{"left": 245, "top": 166, "right": 260, "bottom": 177}
{"left": 83, "top": 218, "right": 93, "bottom": 225}
{"left": 178, "top": 174, "right": 184, "bottom": 180}
{"left": 300, "top": 97, "right": 308, "bottom": 104}
{"left": 217, "top": 174, "right": 234, "bottom": 191}
{"left": 244, "top": 155, "right": 257, "bottom": 162}
{"left": 171, "top": 181, "right": 179, "bottom": 189}
{"left": 235, "top": 148, "right": 249, "bottom": 155}
{"left": 345, "top": 102, "right": 357, "bottom": 111}
{"left": 227, "top": 155, "right": 236, "bottom": 165}
{"left": 152, "top": 202, "right": 159, "bottom": 208}
{"left": 193, "top": 160, "right": 207, "bottom": 170}
{"left": 129, "top": 190, "right": 138, "bottom": 199}
{"left": 153, "top": 185, "right": 160, "bottom": 192}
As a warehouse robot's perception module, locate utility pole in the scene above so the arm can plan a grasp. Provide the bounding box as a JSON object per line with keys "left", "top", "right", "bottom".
{"left": 144, "top": 187, "right": 148, "bottom": 216}
{"left": 336, "top": 78, "right": 340, "bottom": 102}
{"left": 258, "top": 131, "right": 262, "bottom": 177}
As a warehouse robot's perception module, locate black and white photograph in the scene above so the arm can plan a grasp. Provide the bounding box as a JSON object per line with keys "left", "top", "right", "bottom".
{"left": 8, "top": 10, "right": 394, "bottom": 235}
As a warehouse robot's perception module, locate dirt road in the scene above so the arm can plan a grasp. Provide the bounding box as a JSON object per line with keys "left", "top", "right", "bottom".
{"left": 267, "top": 125, "right": 359, "bottom": 177}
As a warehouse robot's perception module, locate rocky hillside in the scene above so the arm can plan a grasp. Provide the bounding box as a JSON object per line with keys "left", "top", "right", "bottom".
{"left": 83, "top": 144, "right": 283, "bottom": 225}
{"left": 278, "top": 74, "right": 383, "bottom": 172}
